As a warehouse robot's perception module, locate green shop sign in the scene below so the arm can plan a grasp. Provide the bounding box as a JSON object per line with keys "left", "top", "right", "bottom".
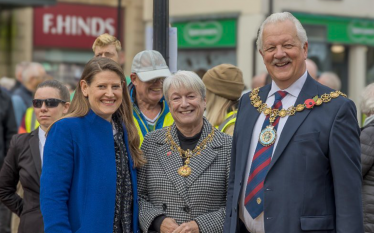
{"left": 293, "top": 12, "right": 374, "bottom": 46}
{"left": 173, "top": 19, "right": 237, "bottom": 48}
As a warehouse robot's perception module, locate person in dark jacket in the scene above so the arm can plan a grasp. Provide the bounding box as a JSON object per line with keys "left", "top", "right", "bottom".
{"left": 0, "top": 80, "right": 70, "bottom": 233}
{"left": 361, "top": 83, "right": 374, "bottom": 233}
{"left": 0, "top": 86, "right": 17, "bottom": 233}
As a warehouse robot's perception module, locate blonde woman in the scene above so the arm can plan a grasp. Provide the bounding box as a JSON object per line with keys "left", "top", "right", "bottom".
{"left": 203, "top": 64, "right": 244, "bottom": 136}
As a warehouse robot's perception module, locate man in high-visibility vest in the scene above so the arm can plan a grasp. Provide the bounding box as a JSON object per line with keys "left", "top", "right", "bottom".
{"left": 129, "top": 50, "right": 174, "bottom": 146}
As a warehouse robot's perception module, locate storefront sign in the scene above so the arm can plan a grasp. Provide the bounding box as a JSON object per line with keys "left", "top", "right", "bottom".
{"left": 293, "top": 12, "right": 374, "bottom": 46}
{"left": 173, "top": 19, "right": 236, "bottom": 48}
{"left": 33, "top": 3, "right": 120, "bottom": 49}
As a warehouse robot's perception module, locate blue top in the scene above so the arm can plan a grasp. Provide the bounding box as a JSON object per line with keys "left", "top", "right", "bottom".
{"left": 40, "top": 110, "right": 139, "bottom": 233}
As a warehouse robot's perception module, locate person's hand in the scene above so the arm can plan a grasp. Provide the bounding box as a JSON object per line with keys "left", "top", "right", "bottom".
{"left": 171, "top": 221, "right": 199, "bottom": 233}
{"left": 160, "top": 217, "right": 179, "bottom": 233}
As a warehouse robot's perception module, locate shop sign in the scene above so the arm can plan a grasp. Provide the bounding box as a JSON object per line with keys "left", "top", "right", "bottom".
{"left": 293, "top": 12, "right": 374, "bottom": 46}
{"left": 173, "top": 19, "right": 236, "bottom": 48}
{"left": 33, "top": 3, "right": 119, "bottom": 49}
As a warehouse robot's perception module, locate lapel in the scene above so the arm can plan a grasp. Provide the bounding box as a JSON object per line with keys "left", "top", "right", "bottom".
{"left": 157, "top": 124, "right": 190, "bottom": 205}
{"left": 237, "top": 86, "right": 270, "bottom": 174}
{"left": 185, "top": 119, "right": 220, "bottom": 187}
{"left": 268, "top": 75, "right": 318, "bottom": 171}
{"left": 29, "top": 129, "right": 42, "bottom": 179}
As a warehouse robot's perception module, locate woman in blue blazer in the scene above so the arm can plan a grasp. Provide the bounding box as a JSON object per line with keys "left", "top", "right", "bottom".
{"left": 40, "top": 57, "right": 145, "bottom": 233}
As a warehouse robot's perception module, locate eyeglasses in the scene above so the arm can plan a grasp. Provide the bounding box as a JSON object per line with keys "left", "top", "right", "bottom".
{"left": 32, "top": 98, "right": 66, "bottom": 108}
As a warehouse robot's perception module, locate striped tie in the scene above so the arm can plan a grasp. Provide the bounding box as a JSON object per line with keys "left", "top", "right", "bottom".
{"left": 244, "top": 90, "right": 287, "bottom": 219}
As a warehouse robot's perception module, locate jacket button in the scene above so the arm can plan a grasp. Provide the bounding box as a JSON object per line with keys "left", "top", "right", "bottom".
{"left": 239, "top": 181, "right": 242, "bottom": 186}
{"left": 183, "top": 206, "right": 191, "bottom": 213}
{"left": 162, "top": 203, "right": 167, "bottom": 211}
{"left": 234, "top": 207, "right": 237, "bottom": 212}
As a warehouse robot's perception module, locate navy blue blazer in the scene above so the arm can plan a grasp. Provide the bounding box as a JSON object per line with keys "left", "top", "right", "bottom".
{"left": 224, "top": 76, "right": 363, "bottom": 233}
{"left": 40, "top": 110, "right": 139, "bottom": 233}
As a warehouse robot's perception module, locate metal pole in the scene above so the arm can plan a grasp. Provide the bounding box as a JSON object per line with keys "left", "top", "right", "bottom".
{"left": 153, "top": 0, "right": 169, "bottom": 65}
{"left": 268, "top": 0, "right": 273, "bottom": 17}
{"left": 117, "top": 0, "right": 122, "bottom": 41}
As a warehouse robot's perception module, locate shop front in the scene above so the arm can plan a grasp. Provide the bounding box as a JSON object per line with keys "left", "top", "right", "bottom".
{"left": 172, "top": 17, "right": 237, "bottom": 76}
{"left": 33, "top": 2, "right": 122, "bottom": 84}
{"left": 293, "top": 12, "right": 374, "bottom": 94}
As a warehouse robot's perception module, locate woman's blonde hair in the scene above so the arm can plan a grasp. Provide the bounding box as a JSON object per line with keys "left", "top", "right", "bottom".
{"left": 55, "top": 57, "right": 145, "bottom": 167}
{"left": 205, "top": 89, "right": 238, "bottom": 127}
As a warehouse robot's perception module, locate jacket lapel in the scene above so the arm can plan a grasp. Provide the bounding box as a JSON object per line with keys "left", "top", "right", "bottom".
{"left": 157, "top": 124, "right": 190, "bottom": 205}
{"left": 236, "top": 86, "right": 270, "bottom": 174}
{"left": 185, "top": 119, "right": 219, "bottom": 187}
{"left": 268, "top": 75, "right": 318, "bottom": 171}
{"left": 30, "top": 129, "right": 42, "bottom": 179}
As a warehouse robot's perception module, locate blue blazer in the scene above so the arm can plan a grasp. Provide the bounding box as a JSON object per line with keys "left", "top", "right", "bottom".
{"left": 224, "top": 75, "right": 363, "bottom": 233}
{"left": 40, "top": 110, "right": 139, "bottom": 233}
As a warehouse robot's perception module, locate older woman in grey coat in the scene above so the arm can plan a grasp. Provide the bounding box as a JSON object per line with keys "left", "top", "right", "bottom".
{"left": 138, "top": 71, "right": 232, "bottom": 233}
{"left": 361, "top": 83, "right": 374, "bottom": 233}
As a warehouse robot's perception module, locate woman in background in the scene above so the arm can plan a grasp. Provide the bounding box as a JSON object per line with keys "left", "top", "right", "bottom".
{"left": 361, "top": 83, "right": 374, "bottom": 233}
{"left": 202, "top": 64, "right": 244, "bottom": 136}
{"left": 0, "top": 80, "right": 70, "bottom": 233}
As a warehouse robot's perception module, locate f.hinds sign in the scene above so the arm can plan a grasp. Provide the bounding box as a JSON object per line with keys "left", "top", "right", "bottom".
{"left": 34, "top": 3, "right": 120, "bottom": 49}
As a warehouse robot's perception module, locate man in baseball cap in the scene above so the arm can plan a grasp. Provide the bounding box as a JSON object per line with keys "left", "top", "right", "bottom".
{"left": 129, "top": 50, "right": 173, "bottom": 146}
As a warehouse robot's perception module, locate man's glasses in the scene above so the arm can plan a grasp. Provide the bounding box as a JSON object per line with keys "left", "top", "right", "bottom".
{"left": 32, "top": 98, "right": 66, "bottom": 108}
{"left": 147, "top": 77, "right": 165, "bottom": 84}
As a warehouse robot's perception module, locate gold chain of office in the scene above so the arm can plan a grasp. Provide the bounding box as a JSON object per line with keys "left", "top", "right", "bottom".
{"left": 249, "top": 87, "right": 347, "bottom": 123}
{"left": 165, "top": 126, "right": 215, "bottom": 177}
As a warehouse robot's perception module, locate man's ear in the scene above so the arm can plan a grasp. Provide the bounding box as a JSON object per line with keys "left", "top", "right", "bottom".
{"left": 130, "top": 73, "right": 138, "bottom": 85}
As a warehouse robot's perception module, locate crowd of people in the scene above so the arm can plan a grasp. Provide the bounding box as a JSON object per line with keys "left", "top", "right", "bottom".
{"left": 0, "top": 11, "right": 372, "bottom": 233}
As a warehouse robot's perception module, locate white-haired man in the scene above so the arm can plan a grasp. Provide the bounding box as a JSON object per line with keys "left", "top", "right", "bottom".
{"left": 224, "top": 12, "right": 363, "bottom": 233}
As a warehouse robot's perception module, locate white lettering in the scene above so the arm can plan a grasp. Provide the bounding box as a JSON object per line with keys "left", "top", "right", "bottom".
{"left": 91, "top": 17, "right": 105, "bottom": 37}
{"left": 57, "top": 15, "right": 71, "bottom": 35}
{"left": 43, "top": 14, "right": 54, "bottom": 34}
{"left": 77, "top": 17, "right": 90, "bottom": 36}
{"left": 105, "top": 18, "right": 115, "bottom": 36}
{"left": 71, "top": 16, "right": 77, "bottom": 35}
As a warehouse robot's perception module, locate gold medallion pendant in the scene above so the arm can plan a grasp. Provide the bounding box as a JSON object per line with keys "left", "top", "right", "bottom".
{"left": 259, "top": 125, "right": 277, "bottom": 146}
{"left": 178, "top": 165, "right": 192, "bottom": 177}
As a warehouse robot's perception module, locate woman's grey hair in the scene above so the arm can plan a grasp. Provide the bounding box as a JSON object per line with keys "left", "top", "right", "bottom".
{"left": 36, "top": 80, "right": 71, "bottom": 102}
{"left": 256, "top": 12, "right": 308, "bottom": 52}
{"left": 361, "top": 83, "right": 374, "bottom": 116}
{"left": 163, "top": 71, "right": 206, "bottom": 103}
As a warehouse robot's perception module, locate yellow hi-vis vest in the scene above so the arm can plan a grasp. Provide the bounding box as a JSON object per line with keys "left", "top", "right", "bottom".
{"left": 216, "top": 110, "right": 237, "bottom": 133}
{"left": 25, "top": 107, "right": 40, "bottom": 133}
{"left": 134, "top": 112, "right": 174, "bottom": 147}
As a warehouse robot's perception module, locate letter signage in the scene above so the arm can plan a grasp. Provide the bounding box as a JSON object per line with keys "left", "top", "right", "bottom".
{"left": 34, "top": 3, "right": 120, "bottom": 49}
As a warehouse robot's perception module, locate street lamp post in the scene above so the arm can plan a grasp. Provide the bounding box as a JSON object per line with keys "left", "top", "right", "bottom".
{"left": 153, "top": 0, "right": 169, "bottom": 65}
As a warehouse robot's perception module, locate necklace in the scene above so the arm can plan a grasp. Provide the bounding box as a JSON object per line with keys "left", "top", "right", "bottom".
{"left": 165, "top": 126, "right": 215, "bottom": 177}
{"left": 250, "top": 88, "right": 347, "bottom": 147}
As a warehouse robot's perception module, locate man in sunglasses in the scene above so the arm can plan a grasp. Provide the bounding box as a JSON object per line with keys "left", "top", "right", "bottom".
{"left": 129, "top": 50, "right": 173, "bottom": 146}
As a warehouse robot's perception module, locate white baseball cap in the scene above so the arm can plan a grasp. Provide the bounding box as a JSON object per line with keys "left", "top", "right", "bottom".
{"left": 131, "top": 50, "right": 171, "bottom": 82}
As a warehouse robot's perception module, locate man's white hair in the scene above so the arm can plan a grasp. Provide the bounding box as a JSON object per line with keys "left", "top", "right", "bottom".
{"left": 256, "top": 12, "right": 308, "bottom": 52}
{"left": 22, "top": 62, "right": 45, "bottom": 83}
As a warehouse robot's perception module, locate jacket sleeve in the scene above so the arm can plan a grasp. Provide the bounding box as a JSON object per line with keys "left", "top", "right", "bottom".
{"left": 361, "top": 126, "right": 374, "bottom": 177}
{"left": 223, "top": 96, "right": 244, "bottom": 233}
{"left": 329, "top": 99, "right": 364, "bottom": 233}
{"left": 4, "top": 96, "right": 17, "bottom": 154}
{"left": 0, "top": 135, "right": 23, "bottom": 216}
{"left": 40, "top": 120, "right": 74, "bottom": 233}
{"left": 138, "top": 133, "right": 166, "bottom": 232}
{"left": 194, "top": 135, "right": 232, "bottom": 233}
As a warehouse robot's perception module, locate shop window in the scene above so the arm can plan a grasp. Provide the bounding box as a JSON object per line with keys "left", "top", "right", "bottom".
{"left": 367, "top": 47, "right": 374, "bottom": 85}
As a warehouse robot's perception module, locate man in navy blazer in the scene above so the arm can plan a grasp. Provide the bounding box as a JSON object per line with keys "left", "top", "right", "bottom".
{"left": 223, "top": 12, "right": 363, "bottom": 233}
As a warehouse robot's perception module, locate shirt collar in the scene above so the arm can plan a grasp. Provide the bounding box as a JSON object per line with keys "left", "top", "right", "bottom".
{"left": 268, "top": 70, "right": 308, "bottom": 98}
{"left": 38, "top": 127, "right": 46, "bottom": 144}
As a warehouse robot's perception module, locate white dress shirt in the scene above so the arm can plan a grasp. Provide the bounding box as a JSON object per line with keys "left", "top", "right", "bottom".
{"left": 38, "top": 127, "right": 46, "bottom": 167}
{"left": 239, "top": 70, "right": 308, "bottom": 233}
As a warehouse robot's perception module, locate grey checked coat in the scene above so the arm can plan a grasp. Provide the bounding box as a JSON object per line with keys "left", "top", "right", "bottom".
{"left": 138, "top": 119, "right": 232, "bottom": 233}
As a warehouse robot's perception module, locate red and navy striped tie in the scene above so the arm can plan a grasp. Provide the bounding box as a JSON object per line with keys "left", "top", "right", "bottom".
{"left": 244, "top": 90, "right": 287, "bottom": 219}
